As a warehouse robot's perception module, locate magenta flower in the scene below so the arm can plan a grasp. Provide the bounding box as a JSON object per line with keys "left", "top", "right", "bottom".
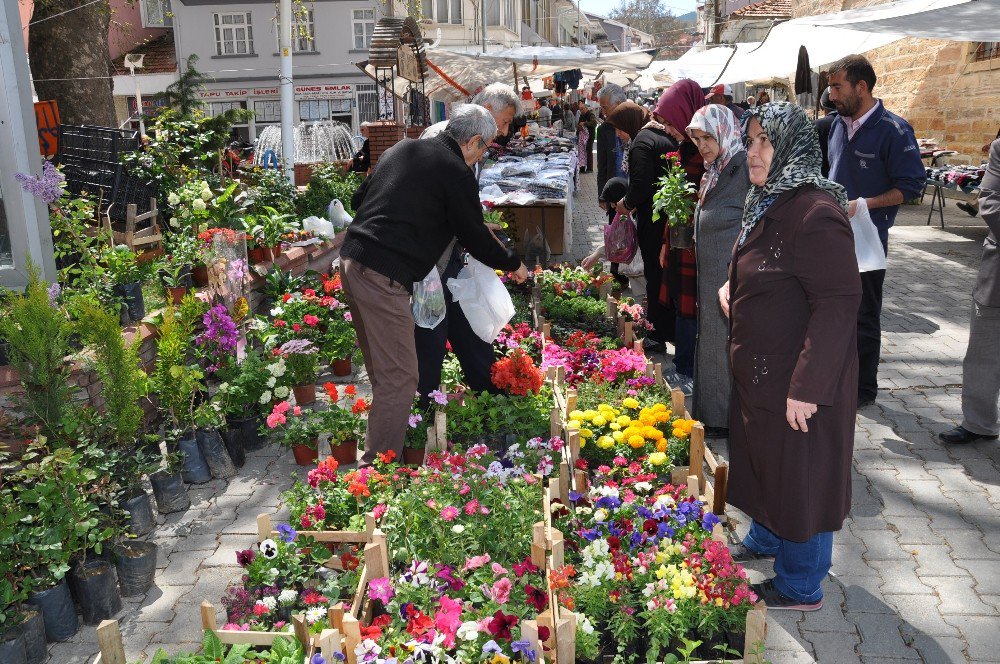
{"left": 440, "top": 506, "right": 459, "bottom": 521}
{"left": 490, "top": 578, "right": 512, "bottom": 604}
{"left": 368, "top": 576, "right": 393, "bottom": 603}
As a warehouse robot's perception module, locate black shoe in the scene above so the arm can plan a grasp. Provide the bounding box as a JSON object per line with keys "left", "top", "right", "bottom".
{"left": 957, "top": 201, "right": 978, "bottom": 217}
{"left": 705, "top": 427, "right": 729, "bottom": 439}
{"left": 730, "top": 543, "right": 774, "bottom": 563}
{"left": 751, "top": 579, "right": 823, "bottom": 611}
{"left": 857, "top": 397, "right": 876, "bottom": 409}
{"left": 939, "top": 425, "right": 998, "bottom": 444}
{"left": 642, "top": 338, "right": 666, "bottom": 354}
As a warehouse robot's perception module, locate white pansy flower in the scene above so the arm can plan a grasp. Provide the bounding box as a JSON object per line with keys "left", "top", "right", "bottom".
{"left": 259, "top": 539, "right": 278, "bottom": 558}
{"left": 634, "top": 481, "right": 653, "bottom": 493}
{"left": 580, "top": 616, "right": 595, "bottom": 635}
{"left": 456, "top": 621, "right": 480, "bottom": 641}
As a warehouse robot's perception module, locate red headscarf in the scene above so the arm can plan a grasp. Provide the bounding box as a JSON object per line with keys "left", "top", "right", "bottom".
{"left": 653, "top": 79, "right": 707, "bottom": 136}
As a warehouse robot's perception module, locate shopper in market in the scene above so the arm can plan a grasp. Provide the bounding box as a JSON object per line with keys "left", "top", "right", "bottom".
{"left": 721, "top": 102, "right": 861, "bottom": 611}
{"left": 421, "top": 83, "right": 520, "bottom": 143}
{"left": 603, "top": 100, "right": 677, "bottom": 351}
{"left": 650, "top": 78, "right": 706, "bottom": 393}
{"left": 578, "top": 100, "right": 598, "bottom": 172}
{"left": 826, "top": 54, "right": 926, "bottom": 408}
{"left": 939, "top": 137, "right": 1000, "bottom": 445}
{"left": 341, "top": 105, "right": 528, "bottom": 465}
{"left": 595, "top": 84, "right": 628, "bottom": 201}
{"left": 686, "top": 104, "right": 748, "bottom": 439}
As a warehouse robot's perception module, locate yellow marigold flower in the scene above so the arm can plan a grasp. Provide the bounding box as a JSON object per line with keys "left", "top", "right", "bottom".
{"left": 622, "top": 397, "right": 640, "bottom": 409}
{"left": 656, "top": 413, "right": 672, "bottom": 424}
{"left": 592, "top": 415, "right": 607, "bottom": 426}
{"left": 580, "top": 428, "right": 593, "bottom": 439}
{"left": 656, "top": 439, "right": 668, "bottom": 453}
{"left": 609, "top": 422, "right": 621, "bottom": 431}
{"left": 583, "top": 410, "right": 598, "bottom": 421}
{"left": 569, "top": 410, "right": 584, "bottom": 420}
{"left": 597, "top": 435, "right": 615, "bottom": 449}
{"left": 648, "top": 452, "right": 668, "bottom": 466}
{"left": 597, "top": 403, "right": 614, "bottom": 412}
{"left": 652, "top": 403, "right": 667, "bottom": 413}
{"left": 627, "top": 435, "right": 645, "bottom": 449}
{"left": 639, "top": 415, "right": 656, "bottom": 427}
{"left": 673, "top": 428, "right": 687, "bottom": 439}
{"left": 617, "top": 415, "right": 632, "bottom": 426}
{"left": 567, "top": 419, "right": 581, "bottom": 429}
{"left": 612, "top": 431, "right": 625, "bottom": 442}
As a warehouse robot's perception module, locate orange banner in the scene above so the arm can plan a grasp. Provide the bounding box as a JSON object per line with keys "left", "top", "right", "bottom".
{"left": 35, "top": 100, "right": 60, "bottom": 158}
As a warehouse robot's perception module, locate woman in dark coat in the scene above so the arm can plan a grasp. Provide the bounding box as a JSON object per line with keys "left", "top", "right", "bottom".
{"left": 686, "top": 104, "right": 749, "bottom": 437}
{"left": 721, "top": 102, "right": 861, "bottom": 611}
{"left": 604, "top": 100, "right": 677, "bottom": 348}
{"left": 652, "top": 79, "right": 706, "bottom": 388}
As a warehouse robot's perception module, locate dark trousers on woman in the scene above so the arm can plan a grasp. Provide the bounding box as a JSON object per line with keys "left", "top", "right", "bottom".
{"left": 585, "top": 133, "right": 595, "bottom": 171}
{"left": 414, "top": 252, "right": 499, "bottom": 402}
{"left": 637, "top": 217, "right": 675, "bottom": 343}
{"left": 857, "top": 269, "right": 886, "bottom": 402}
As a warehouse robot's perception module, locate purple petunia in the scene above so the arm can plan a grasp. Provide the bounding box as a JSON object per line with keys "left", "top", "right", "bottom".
{"left": 276, "top": 523, "right": 297, "bottom": 543}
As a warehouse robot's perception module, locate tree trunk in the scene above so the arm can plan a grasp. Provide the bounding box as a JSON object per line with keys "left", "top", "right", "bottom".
{"left": 28, "top": 0, "right": 116, "bottom": 127}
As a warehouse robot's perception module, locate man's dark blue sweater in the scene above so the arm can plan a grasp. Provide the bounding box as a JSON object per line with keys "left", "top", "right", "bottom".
{"left": 828, "top": 100, "right": 926, "bottom": 249}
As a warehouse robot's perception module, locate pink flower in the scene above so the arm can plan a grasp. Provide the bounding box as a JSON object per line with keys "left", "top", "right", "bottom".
{"left": 426, "top": 499, "right": 437, "bottom": 509}
{"left": 490, "top": 578, "right": 512, "bottom": 604}
{"left": 613, "top": 456, "right": 628, "bottom": 467}
{"left": 303, "top": 314, "right": 320, "bottom": 326}
{"left": 293, "top": 406, "right": 302, "bottom": 416}
{"left": 372, "top": 503, "right": 388, "bottom": 520}
{"left": 462, "top": 554, "right": 491, "bottom": 572}
{"left": 368, "top": 576, "right": 393, "bottom": 603}
{"left": 440, "top": 506, "right": 459, "bottom": 521}
{"left": 459, "top": 483, "right": 471, "bottom": 496}
{"left": 491, "top": 562, "right": 508, "bottom": 576}
{"left": 344, "top": 312, "right": 352, "bottom": 322}
{"left": 266, "top": 412, "right": 287, "bottom": 428}
{"left": 463, "top": 499, "right": 480, "bottom": 515}
{"left": 434, "top": 596, "right": 463, "bottom": 648}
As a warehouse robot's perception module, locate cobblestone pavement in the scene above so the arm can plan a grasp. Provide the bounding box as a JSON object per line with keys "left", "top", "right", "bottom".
{"left": 60, "top": 171, "right": 997, "bottom": 663}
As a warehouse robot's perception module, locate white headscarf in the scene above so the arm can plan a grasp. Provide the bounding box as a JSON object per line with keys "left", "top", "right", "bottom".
{"left": 687, "top": 104, "right": 745, "bottom": 201}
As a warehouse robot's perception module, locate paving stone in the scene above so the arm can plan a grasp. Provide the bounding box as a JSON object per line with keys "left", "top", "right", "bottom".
{"left": 132, "top": 582, "right": 195, "bottom": 623}
{"left": 161, "top": 548, "right": 205, "bottom": 581}
{"left": 860, "top": 530, "right": 911, "bottom": 561}
{"left": 924, "top": 576, "right": 995, "bottom": 615}
{"left": 801, "top": 630, "right": 860, "bottom": 664}
{"left": 47, "top": 641, "right": 99, "bottom": 664}
{"left": 938, "top": 528, "right": 999, "bottom": 559}
{"left": 953, "top": 559, "right": 1000, "bottom": 595}
{"left": 170, "top": 532, "right": 220, "bottom": 552}
{"left": 909, "top": 634, "right": 972, "bottom": 664}
{"left": 848, "top": 611, "right": 921, "bottom": 659}
{"left": 202, "top": 534, "right": 258, "bottom": 566}
{"left": 889, "top": 516, "right": 945, "bottom": 545}
{"left": 868, "top": 560, "right": 934, "bottom": 595}
{"left": 840, "top": 575, "right": 896, "bottom": 614}
{"left": 883, "top": 593, "right": 961, "bottom": 637}
{"left": 945, "top": 615, "right": 1000, "bottom": 661}
{"left": 908, "top": 544, "right": 968, "bottom": 577}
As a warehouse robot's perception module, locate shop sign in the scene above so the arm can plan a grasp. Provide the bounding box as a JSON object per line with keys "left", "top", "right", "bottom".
{"left": 295, "top": 84, "right": 354, "bottom": 100}
{"left": 197, "top": 84, "right": 355, "bottom": 101}
{"left": 397, "top": 45, "right": 421, "bottom": 82}
{"left": 198, "top": 88, "right": 250, "bottom": 100}
{"left": 126, "top": 96, "right": 170, "bottom": 116}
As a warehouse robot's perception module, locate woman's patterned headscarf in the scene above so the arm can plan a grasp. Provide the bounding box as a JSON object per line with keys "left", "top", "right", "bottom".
{"left": 737, "top": 102, "right": 848, "bottom": 248}
{"left": 687, "top": 104, "right": 745, "bottom": 201}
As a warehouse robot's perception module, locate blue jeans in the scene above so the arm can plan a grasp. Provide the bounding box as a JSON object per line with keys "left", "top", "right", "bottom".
{"left": 744, "top": 521, "right": 832, "bottom": 604}
{"left": 673, "top": 315, "right": 697, "bottom": 378}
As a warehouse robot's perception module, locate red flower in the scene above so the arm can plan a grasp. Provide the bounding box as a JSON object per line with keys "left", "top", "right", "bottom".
{"left": 292, "top": 323, "right": 302, "bottom": 332}
{"left": 607, "top": 535, "right": 621, "bottom": 550}
{"left": 303, "top": 314, "right": 320, "bottom": 326}
{"left": 324, "top": 382, "right": 339, "bottom": 402}
{"left": 525, "top": 584, "right": 547, "bottom": 612}
{"left": 274, "top": 319, "right": 287, "bottom": 328}
{"left": 352, "top": 398, "right": 369, "bottom": 414}
{"left": 341, "top": 552, "right": 360, "bottom": 571}
{"left": 406, "top": 609, "right": 433, "bottom": 636}
{"left": 303, "top": 288, "right": 316, "bottom": 298}
{"left": 360, "top": 624, "right": 383, "bottom": 640}
{"left": 302, "top": 591, "right": 328, "bottom": 605}
{"left": 281, "top": 293, "right": 292, "bottom": 303}
{"left": 490, "top": 349, "right": 543, "bottom": 396}
{"left": 513, "top": 557, "right": 539, "bottom": 578}
{"left": 345, "top": 385, "right": 357, "bottom": 397}
{"left": 378, "top": 450, "right": 396, "bottom": 464}
{"left": 487, "top": 610, "right": 518, "bottom": 640}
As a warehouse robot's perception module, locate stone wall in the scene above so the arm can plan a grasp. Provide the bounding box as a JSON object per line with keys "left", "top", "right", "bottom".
{"left": 793, "top": 0, "right": 1000, "bottom": 162}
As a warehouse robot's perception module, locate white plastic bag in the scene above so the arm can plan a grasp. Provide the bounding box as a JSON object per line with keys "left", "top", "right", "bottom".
{"left": 302, "top": 216, "right": 336, "bottom": 239}
{"left": 850, "top": 198, "right": 888, "bottom": 273}
{"left": 446, "top": 258, "right": 515, "bottom": 343}
{"left": 412, "top": 268, "right": 447, "bottom": 329}
{"left": 618, "top": 245, "right": 645, "bottom": 277}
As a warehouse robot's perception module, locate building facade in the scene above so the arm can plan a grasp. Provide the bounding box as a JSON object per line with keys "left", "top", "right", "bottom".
{"left": 170, "top": 0, "right": 386, "bottom": 140}
{"left": 792, "top": 0, "right": 999, "bottom": 161}
{"left": 584, "top": 12, "right": 654, "bottom": 52}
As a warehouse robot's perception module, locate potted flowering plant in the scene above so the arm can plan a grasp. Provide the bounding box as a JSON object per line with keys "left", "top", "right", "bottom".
{"left": 652, "top": 152, "right": 697, "bottom": 249}
{"left": 324, "top": 316, "right": 356, "bottom": 377}
{"left": 102, "top": 244, "right": 148, "bottom": 325}
{"left": 490, "top": 348, "right": 544, "bottom": 396}
{"left": 249, "top": 207, "right": 299, "bottom": 261}
{"left": 322, "top": 383, "right": 365, "bottom": 464}
{"left": 276, "top": 340, "right": 320, "bottom": 405}
{"left": 214, "top": 349, "right": 276, "bottom": 453}
{"left": 263, "top": 400, "right": 323, "bottom": 465}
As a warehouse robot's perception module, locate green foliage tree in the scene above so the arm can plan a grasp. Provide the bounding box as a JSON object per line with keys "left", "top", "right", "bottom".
{"left": 159, "top": 55, "right": 210, "bottom": 117}
{"left": 0, "top": 264, "right": 74, "bottom": 442}
{"left": 609, "top": 0, "right": 688, "bottom": 48}
{"left": 76, "top": 301, "right": 146, "bottom": 447}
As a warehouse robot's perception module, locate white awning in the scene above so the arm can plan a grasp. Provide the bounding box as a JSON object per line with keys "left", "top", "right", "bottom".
{"left": 796, "top": 0, "right": 1000, "bottom": 42}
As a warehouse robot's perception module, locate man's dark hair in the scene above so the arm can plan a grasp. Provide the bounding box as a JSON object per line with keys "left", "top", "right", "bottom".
{"left": 829, "top": 54, "right": 877, "bottom": 92}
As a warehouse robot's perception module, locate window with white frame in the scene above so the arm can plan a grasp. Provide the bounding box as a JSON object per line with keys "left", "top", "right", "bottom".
{"left": 485, "top": 0, "right": 518, "bottom": 30}
{"left": 299, "top": 100, "right": 331, "bottom": 122}
{"left": 275, "top": 9, "right": 316, "bottom": 52}
{"left": 426, "top": 0, "right": 462, "bottom": 24}
{"left": 504, "top": 0, "right": 516, "bottom": 31}
{"left": 486, "top": 0, "right": 500, "bottom": 26}
{"left": 253, "top": 100, "right": 281, "bottom": 123}
{"left": 141, "top": 0, "right": 172, "bottom": 28}
{"left": 214, "top": 12, "right": 254, "bottom": 56}
{"left": 210, "top": 101, "right": 247, "bottom": 117}
{"left": 352, "top": 9, "right": 375, "bottom": 49}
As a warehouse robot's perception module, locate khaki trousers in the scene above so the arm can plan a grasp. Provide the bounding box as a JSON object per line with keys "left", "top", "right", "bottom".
{"left": 340, "top": 258, "right": 418, "bottom": 465}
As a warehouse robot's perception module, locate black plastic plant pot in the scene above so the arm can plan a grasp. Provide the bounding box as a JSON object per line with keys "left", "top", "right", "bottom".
{"left": 19, "top": 609, "right": 46, "bottom": 664}
{"left": 196, "top": 428, "right": 237, "bottom": 479}
{"left": 24, "top": 578, "right": 79, "bottom": 642}
{"left": 69, "top": 559, "right": 122, "bottom": 625}
{"left": 228, "top": 414, "right": 266, "bottom": 451}
{"left": 0, "top": 628, "right": 27, "bottom": 664}
{"left": 219, "top": 425, "right": 247, "bottom": 468}
{"left": 123, "top": 489, "right": 156, "bottom": 537}
{"left": 150, "top": 469, "right": 191, "bottom": 514}
{"left": 0, "top": 341, "right": 9, "bottom": 366}
{"left": 115, "top": 541, "right": 158, "bottom": 597}
{"left": 179, "top": 434, "right": 212, "bottom": 484}
{"left": 115, "top": 282, "right": 146, "bottom": 323}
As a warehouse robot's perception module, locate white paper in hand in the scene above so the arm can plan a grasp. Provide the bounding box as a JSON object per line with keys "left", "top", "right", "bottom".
{"left": 850, "top": 198, "right": 887, "bottom": 273}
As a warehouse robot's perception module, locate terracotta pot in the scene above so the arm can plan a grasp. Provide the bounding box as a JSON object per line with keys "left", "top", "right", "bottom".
{"left": 166, "top": 286, "right": 187, "bottom": 304}
{"left": 329, "top": 440, "right": 358, "bottom": 465}
{"left": 402, "top": 446, "right": 425, "bottom": 466}
{"left": 292, "top": 383, "right": 317, "bottom": 405}
{"left": 668, "top": 224, "right": 694, "bottom": 250}
{"left": 331, "top": 358, "right": 353, "bottom": 377}
{"left": 271, "top": 244, "right": 283, "bottom": 261}
{"left": 292, "top": 442, "right": 319, "bottom": 466}
{"left": 248, "top": 246, "right": 265, "bottom": 264}
{"left": 192, "top": 264, "right": 209, "bottom": 287}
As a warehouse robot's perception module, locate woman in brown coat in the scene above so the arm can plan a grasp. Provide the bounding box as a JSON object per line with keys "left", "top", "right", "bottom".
{"left": 719, "top": 102, "right": 861, "bottom": 611}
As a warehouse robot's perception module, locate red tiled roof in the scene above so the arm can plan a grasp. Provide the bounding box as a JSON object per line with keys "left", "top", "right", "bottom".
{"left": 112, "top": 34, "right": 177, "bottom": 75}
{"left": 730, "top": 0, "right": 791, "bottom": 18}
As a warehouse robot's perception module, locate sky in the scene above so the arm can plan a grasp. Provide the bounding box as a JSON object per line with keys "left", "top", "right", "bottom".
{"left": 582, "top": 0, "right": 701, "bottom": 20}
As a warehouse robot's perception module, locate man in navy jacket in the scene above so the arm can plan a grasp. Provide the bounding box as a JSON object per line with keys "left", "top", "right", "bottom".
{"left": 827, "top": 54, "right": 926, "bottom": 408}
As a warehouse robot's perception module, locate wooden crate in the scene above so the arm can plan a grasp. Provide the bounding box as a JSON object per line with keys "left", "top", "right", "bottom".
{"left": 256, "top": 512, "right": 374, "bottom": 572}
